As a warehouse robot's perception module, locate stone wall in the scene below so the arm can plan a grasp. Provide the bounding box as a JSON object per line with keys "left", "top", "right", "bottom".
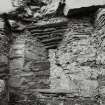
{"left": 46, "top": 8, "right": 105, "bottom": 105}
{"left": 94, "top": 8, "right": 105, "bottom": 104}
{"left": 9, "top": 31, "right": 50, "bottom": 102}
{"left": 48, "top": 17, "right": 97, "bottom": 97}
{"left": 4, "top": 7, "right": 105, "bottom": 105}
{"left": 0, "top": 18, "right": 9, "bottom": 105}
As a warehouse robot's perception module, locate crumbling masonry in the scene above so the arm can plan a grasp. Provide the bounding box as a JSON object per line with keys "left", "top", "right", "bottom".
{"left": 1, "top": 5, "right": 105, "bottom": 105}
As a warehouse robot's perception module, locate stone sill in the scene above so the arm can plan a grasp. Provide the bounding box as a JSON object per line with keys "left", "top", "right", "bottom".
{"left": 26, "top": 17, "right": 68, "bottom": 29}
{"left": 30, "top": 89, "right": 98, "bottom": 99}
{"left": 30, "top": 89, "right": 79, "bottom": 95}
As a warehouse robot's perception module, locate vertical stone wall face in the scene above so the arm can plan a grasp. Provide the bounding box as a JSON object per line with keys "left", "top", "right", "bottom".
{"left": 0, "top": 35, "right": 9, "bottom": 105}
{"left": 95, "top": 8, "right": 105, "bottom": 104}
{"left": 2, "top": 7, "right": 105, "bottom": 104}
{"left": 49, "top": 17, "right": 99, "bottom": 97}
{"left": 0, "top": 18, "right": 9, "bottom": 105}
{"left": 9, "top": 32, "right": 50, "bottom": 101}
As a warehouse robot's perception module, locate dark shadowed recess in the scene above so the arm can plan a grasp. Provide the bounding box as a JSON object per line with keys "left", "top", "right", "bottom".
{"left": 67, "top": 5, "right": 105, "bottom": 24}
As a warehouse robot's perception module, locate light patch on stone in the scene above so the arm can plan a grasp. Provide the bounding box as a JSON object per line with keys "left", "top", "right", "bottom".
{"left": 0, "top": 0, "right": 17, "bottom": 13}
{"left": 0, "top": 80, "right": 5, "bottom": 93}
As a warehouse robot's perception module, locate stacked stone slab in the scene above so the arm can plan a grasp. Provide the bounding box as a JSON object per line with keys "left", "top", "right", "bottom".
{"left": 9, "top": 32, "right": 50, "bottom": 101}
{"left": 27, "top": 17, "right": 68, "bottom": 49}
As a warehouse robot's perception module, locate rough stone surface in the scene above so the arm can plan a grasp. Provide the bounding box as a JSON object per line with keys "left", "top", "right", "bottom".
{"left": 0, "top": 80, "right": 8, "bottom": 105}
{"left": 95, "top": 8, "right": 105, "bottom": 104}
{"left": 9, "top": 32, "right": 50, "bottom": 101}
{"left": 3, "top": 5, "right": 105, "bottom": 105}
{"left": 0, "top": 19, "right": 9, "bottom": 105}
{"left": 48, "top": 17, "right": 98, "bottom": 97}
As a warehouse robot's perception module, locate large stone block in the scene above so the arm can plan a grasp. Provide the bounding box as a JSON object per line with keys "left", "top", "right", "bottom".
{"left": 0, "top": 79, "right": 8, "bottom": 105}
{"left": 25, "top": 50, "right": 42, "bottom": 61}
{"left": 0, "top": 55, "right": 8, "bottom": 64}
{"left": 9, "top": 58, "right": 24, "bottom": 70}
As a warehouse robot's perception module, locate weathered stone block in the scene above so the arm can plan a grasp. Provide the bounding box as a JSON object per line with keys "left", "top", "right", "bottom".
{"left": 79, "top": 80, "right": 98, "bottom": 97}
{"left": 0, "top": 79, "right": 8, "bottom": 105}
{"left": 64, "top": 98, "right": 98, "bottom": 105}
{"left": 9, "top": 58, "right": 24, "bottom": 70}
{"left": 30, "top": 61, "right": 50, "bottom": 72}
{"left": 48, "top": 17, "right": 100, "bottom": 98}
{"left": 9, "top": 76, "right": 24, "bottom": 88}
{"left": 0, "top": 55, "right": 8, "bottom": 64}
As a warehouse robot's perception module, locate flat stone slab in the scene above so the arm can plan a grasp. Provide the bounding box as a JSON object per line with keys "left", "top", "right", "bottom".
{"left": 30, "top": 89, "right": 76, "bottom": 94}
{"left": 36, "top": 17, "right": 68, "bottom": 26}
